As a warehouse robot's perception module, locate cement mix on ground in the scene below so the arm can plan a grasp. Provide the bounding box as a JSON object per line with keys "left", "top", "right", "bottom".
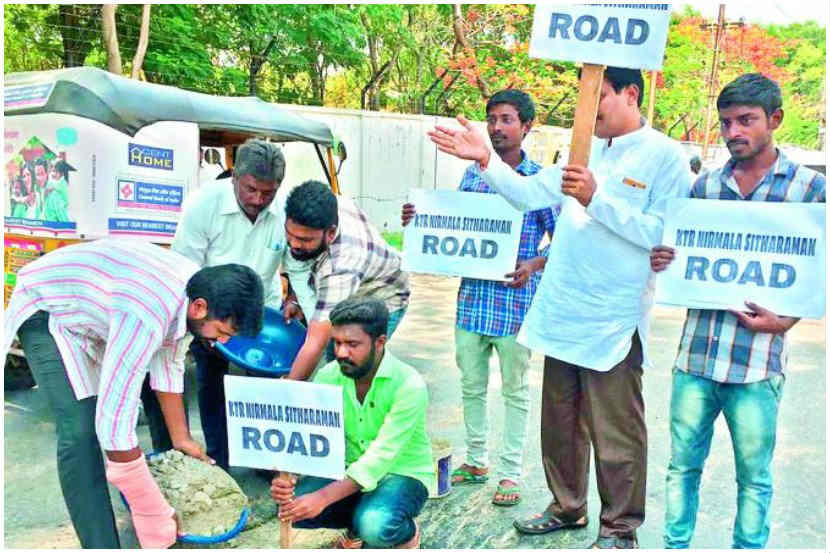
{"left": 148, "top": 450, "right": 248, "bottom": 537}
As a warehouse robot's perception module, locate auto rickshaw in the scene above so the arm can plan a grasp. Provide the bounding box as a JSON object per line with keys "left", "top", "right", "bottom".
{"left": 4, "top": 66, "right": 346, "bottom": 387}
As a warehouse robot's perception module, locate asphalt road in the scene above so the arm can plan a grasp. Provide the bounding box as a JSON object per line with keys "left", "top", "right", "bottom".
{"left": 3, "top": 274, "right": 826, "bottom": 548}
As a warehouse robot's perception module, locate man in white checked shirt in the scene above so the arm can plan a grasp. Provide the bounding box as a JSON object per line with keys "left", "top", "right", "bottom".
{"left": 281, "top": 180, "right": 411, "bottom": 381}
{"left": 3, "top": 239, "right": 264, "bottom": 549}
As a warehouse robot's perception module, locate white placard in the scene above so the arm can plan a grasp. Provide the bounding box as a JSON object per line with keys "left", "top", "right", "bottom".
{"left": 529, "top": 4, "right": 672, "bottom": 70}
{"left": 656, "top": 198, "right": 826, "bottom": 319}
{"left": 402, "top": 189, "right": 524, "bottom": 281}
{"left": 225, "top": 375, "right": 345, "bottom": 480}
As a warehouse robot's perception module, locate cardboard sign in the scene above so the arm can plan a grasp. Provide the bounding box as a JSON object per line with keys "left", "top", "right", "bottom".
{"left": 529, "top": 4, "right": 672, "bottom": 70}
{"left": 225, "top": 375, "right": 345, "bottom": 480}
{"left": 656, "top": 198, "right": 826, "bottom": 319}
{"left": 402, "top": 189, "right": 524, "bottom": 281}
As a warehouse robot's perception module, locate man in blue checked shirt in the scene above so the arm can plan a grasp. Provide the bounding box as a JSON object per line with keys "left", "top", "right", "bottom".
{"left": 651, "top": 74, "right": 826, "bottom": 549}
{"left": 403, "top": 89, "right": 556, "bottom": 507}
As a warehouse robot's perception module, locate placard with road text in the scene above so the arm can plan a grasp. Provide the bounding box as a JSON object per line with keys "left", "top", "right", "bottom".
{"left": 656, "top": 198, "right": 826, "bottom": 319}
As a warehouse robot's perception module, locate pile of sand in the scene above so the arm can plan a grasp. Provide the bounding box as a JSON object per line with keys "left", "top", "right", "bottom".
{"left": 148, "top": 450, "right": 248, "bottom": 537}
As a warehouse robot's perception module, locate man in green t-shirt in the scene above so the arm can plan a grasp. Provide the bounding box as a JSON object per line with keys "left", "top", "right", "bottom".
{"left": 271, "top": 297, "right": 433, "bottom": 549}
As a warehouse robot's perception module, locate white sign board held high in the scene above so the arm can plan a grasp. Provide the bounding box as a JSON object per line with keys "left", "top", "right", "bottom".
{"left": 529, "top": 4, "right": 672, "bottom": 70}
{"left": 403, "top": 189, "right": 524, "bottom": 281}
{"left": 225, "top": 375, "right": 345, "bottom": 480}
{"left": 656, "top": 199, "right": 826, "bottom": 319}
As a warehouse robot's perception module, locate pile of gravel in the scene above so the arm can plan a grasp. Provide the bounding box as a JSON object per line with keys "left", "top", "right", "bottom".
{"left": 148, "top": 450, "right": 248, "bottom": 537}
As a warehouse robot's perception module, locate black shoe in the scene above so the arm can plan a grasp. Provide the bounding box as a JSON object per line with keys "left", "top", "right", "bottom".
{"left": 591, "top": 534, "right": 639, "bottom": 549}
{"left": 513, "top": 512, "right": 588, "bottom": 535}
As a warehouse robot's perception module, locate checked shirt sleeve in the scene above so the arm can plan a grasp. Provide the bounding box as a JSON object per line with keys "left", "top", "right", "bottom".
{"left": 311, "top": 266, "right": 362, "bottom": 322}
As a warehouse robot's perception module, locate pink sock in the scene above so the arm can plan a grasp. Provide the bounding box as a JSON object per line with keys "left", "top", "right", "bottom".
{"left": 105, "top": 456, "right": 177, "bottom": 548}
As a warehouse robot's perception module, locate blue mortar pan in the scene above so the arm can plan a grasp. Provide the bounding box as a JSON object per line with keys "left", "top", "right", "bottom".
{"left": 214, "top": 306, "right": 307, "bottom": 377}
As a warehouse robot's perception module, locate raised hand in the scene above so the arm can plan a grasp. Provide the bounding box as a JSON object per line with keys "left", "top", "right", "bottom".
{"left": 427, "top": 115, "right": 491, "bottom": 166}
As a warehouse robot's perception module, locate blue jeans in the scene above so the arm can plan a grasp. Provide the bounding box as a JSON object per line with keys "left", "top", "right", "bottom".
{"left": 386, "top": 307, "right": 406, "bottom": 336}
{"left": 293, "top": 474, "right": 427, "bottom": 547}
{"left": 664, "top": 369, "right": 784, "bottom": 549}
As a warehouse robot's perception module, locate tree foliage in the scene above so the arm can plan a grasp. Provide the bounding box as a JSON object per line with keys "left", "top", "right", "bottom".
{"left": 3, "top": 4, "right": 825, "bottom": 148}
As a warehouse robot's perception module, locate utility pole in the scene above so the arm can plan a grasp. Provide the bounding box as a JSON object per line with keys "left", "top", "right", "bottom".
{"left": 700, "top": 4, "right": 743, "bottom": 161}
{"left": 646, "top": 70, "right": 658, "bottom": 125}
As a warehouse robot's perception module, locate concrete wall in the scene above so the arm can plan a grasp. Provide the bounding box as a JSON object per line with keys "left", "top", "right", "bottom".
{"left": 272, "top": 104, "right": 571, "bottom": 233}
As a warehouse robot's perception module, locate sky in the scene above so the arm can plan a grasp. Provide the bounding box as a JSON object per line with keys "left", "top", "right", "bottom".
{"left": 677, "top": 1, "right": 827, "bottom": 26}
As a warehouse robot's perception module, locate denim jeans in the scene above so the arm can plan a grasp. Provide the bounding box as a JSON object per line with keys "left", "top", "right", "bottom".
{"left": 664, "top": 369, "right": 784, "bottom": 549}
{"left": 454, "top": 328, "right": 531, "bottom": 481}
{"left": 293, "top": 473, "right": 427, "bottom": 548}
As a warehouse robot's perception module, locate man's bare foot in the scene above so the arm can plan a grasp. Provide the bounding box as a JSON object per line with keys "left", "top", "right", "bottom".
{"left": 492, "top": 479, "right": 521, "bottom": 506}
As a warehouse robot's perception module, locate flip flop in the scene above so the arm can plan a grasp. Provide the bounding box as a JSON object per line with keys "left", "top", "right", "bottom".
{"left": 451, "top": 466, "right": 489, "bottom": 485}
{"left": 513, "top": 512, "right": 588, "bottom": 535}
{"left": 492, "top": 484, "right": 521, "bottom": 506}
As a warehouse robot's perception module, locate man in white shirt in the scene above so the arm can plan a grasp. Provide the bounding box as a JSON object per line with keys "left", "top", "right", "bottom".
{"left": 172, "top": 138, "right": 288, "bottom": 471}
{"left": 429, "top": 67, "right": 692, "bottom": 549}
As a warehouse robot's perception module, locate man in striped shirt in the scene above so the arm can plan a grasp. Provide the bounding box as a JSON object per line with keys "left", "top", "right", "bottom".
{"left": 3, "top": 239, "right": 264, "bottom": 549}
{"left": 651, "top": 74, "right": 826, "bottom": 548}
{"left": 282, "top": 180, "right": 410, "bottom": 381}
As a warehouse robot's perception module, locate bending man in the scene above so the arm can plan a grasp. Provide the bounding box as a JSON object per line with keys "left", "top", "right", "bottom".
{"left": 4, "top": 239, "right": 264, "bottom": 548}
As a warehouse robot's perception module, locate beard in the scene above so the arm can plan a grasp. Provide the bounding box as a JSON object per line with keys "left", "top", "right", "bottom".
{"left": 338, "top": 345, "right": 376, "bottom": 380}
{"left": 186, "top": 317, "right": 213, "bottom": 348}
{"left": 290, "top": 240, "right": 328, "bottom": 261}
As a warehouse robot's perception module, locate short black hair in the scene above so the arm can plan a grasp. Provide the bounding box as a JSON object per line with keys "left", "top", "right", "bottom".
{"left": 186, "top": 263, "right": 264, "bottom": 336}
{"left": 580, "top": 66, "right": 644, "bottom": 107}
{"left": 717, "top": 73, "right": 782, "bottom": 117}
{"left": 486, "top": 89, "right": 536, "bottom": 124}
{"left": 330, "top": 296, "right": 389, "bottom": 341}
{"left": 285, "top": 180, "right": 338, "bottom": 230}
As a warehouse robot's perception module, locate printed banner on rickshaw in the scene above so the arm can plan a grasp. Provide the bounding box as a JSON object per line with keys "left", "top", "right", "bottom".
{"left": 529, "top": 4, "right": 672, "bottom": 70}
{"left": 402, "top": 189, "right": 525, "bottom": 281}
{"left": 4, "top": 113, "right": 197, "bottom": 242}
{"left": 655, "top": 198, "right": 826, "bottom": 319}
{"left": 225, "top": 375, "right": 346, "bottom": 480}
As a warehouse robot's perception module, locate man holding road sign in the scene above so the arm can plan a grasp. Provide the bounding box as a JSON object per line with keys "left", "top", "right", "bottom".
{"left": 402, "top": 89, "right": 555, "bottom": 507}
{"left": 271, "top": 297, "right": 433, "bottom": 549}
{"left": 651, "top": 74, "right": 825, "bottom": 549}
{"left": 429, "top": 65, "right": 690, "bottom": 547}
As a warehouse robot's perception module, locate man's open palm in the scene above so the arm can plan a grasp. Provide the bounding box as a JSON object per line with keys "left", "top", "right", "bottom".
{"left": 428, "top": 115, "right": 490, "bottom": 165}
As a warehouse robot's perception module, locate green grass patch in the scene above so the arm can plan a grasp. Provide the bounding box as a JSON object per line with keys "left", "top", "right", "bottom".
{"left": 382, "top": 231, "right": 403, "bottom": 251}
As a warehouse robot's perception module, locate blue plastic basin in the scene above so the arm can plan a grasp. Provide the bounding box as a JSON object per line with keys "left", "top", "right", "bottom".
{"left": 214, "top": 307, "right": 307, "bottom": 377}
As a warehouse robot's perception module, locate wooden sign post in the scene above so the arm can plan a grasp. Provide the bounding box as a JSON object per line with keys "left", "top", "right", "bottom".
{"left": 278, "top": 471, "right": 295, "bottom": 548}
{"left": 568, "top": 63, "right": 605, "bottom": 166}
{"left": 528, "top": 5, "right": 672, "bottom": 166}
{"left": 223, "top": 375, "right": 346, "bottom": 550}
